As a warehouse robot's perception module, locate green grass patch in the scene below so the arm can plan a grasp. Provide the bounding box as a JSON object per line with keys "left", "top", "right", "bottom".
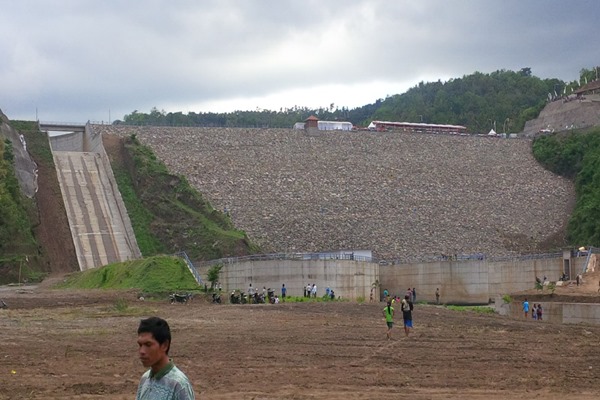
{"left": 282, "top": 295, "right": 344, "bottom": 303}
{"left": 111, "top": 167, "right": 167, "bottom": 255}
{"left": 445, "top": 305, "right": 495, "bottom": 314}
{"left": 10, "top": 121, "right": 54, "bottom": 163}
{"left": 57, "top": 255, "right": 200, "bottom": 294}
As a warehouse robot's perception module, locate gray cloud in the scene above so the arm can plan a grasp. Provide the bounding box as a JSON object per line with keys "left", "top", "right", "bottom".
{"left": 1, "top": 0, "right": 598, "bottom": 122}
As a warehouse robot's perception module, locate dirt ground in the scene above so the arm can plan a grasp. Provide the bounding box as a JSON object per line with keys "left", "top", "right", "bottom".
{"left": 1, "top": 280, "right": 600, "bottom": 400}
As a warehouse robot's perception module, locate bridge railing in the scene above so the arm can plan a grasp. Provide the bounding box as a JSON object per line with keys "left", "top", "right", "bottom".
{"left": 175, "top": 251, "right": 204, "bottom": 286}
{"left": 39, "top": 121, "right": 88, "bottom": 127}
{"left": 194, "top": 252, "right": 377, "bottom": 269}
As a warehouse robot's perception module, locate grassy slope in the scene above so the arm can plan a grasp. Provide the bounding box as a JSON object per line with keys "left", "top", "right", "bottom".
{"left": 108, "top": 134, "right": 260, "bottom": 260}
{"left": 59, "top": 255, "right": 199, "bottom": 293}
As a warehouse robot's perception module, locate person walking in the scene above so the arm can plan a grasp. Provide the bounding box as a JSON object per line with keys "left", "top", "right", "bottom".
{"left": 412, "top": 287, "right": 416, "bottom": 303}
{"left": 401, "top": 295, "right": 414, "bottom": 337}
{"left": 435, "top": 288, "right": 440, "bottom": 305}
{"left": 382, "top": 300, "right": 395, "bottom": 340}
{"left": 136, "top": 317, "right": 195, "bottom": 399}
{"left": 281, "top": 283, "right": 287, "bottom": 300}
{"left": 523, "top": 298, "right": 529, "bottom": 318}
{"left": 537, "top": 304, "right": 543, "bottom": 321}
{"left": 311, "top": 283, "right": 317, "bottom": 298}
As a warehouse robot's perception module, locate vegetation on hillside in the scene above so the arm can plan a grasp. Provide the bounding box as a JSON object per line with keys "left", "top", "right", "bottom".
{"left": 118, "top": 67, "right": 598, "bottom": 132}
{"left": 368, "top": 68, "right": 554, "bottom": 133}
{"left": 0, "top": 139, "right": 37, "bottom": 259}
{"left": 532, "top": 128, "right": 600, "bottom": 246}
{"left": 0, "top": 120, "right": 44, "bottom": 284}
{"left": 110, "top": 134, "right": 260, "bottom": 260}
{"left": 59, "top": 255, "right": 199, "bottom": 293}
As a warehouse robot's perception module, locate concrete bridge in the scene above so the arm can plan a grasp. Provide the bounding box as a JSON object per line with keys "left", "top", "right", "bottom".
{"left": 39, "top": 122, "right": 86, "bottom": 133}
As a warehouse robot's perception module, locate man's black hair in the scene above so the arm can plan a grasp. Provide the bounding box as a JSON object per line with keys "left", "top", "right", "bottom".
{"left": 138, "top": 316, "right": 171, "bottom": 354}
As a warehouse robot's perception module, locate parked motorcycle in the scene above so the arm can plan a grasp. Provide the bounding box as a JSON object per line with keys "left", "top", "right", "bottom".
{"left": 212, "top": 293, "right": 222, "bottom": 304}
{"left": 230, "top": 290, "right": 247, "bottom": 304}
{"left": 267, "top": 288, "right": 275, "bottom": 304}
{"left": 253, "top": 292, "right": 265, "bottom": 304}
{"left": 169, "top": 293, "right": 192, "bottom": 304}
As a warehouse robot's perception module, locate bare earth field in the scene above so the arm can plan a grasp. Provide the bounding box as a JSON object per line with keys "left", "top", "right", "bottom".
{"left": 1, "top": 284, "right": 599, "bottom": 400}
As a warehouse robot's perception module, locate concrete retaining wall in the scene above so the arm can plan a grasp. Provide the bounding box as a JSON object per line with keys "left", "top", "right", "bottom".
{"left": 194, "top": 255, "right": 586, "bottom": 302}
{"left": 196, "top": 259, "right": 378, "bottom": 300}
{"left": 497, "top": 298, "right": 600, "bottom": 326}
{"left": 379, "top": 256, "right": 586, "bottom": 304}
{"left": 49, "top": 131, "right": 83, "bottom": 152}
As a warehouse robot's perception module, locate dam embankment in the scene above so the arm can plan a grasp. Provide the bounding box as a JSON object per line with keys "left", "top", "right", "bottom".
{"left": 95, "top": 125, "right": 574, "bottom": 261}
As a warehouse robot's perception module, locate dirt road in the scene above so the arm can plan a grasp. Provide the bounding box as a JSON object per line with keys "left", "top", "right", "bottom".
{"left": 0, "top": 287, "right": 599, "bottom": 399}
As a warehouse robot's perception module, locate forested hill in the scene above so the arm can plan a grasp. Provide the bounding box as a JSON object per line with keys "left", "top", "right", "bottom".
{"left": 118, "top": 67, "right": 597, "bottom": 132}
{"left": 366, "top": 69, "right": 555, "bottom": 133}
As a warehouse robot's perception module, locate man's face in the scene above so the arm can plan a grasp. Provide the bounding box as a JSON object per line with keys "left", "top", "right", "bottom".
{"left": 137, "top": 332, "right": 168, "bottom": 369}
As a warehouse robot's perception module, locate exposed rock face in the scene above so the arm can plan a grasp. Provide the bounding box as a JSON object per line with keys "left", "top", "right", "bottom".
{"left": 523, "top": 94, "right": 600, "bottom": 136}
{"left": 0, "top": 110, "right": 38, "bottom": 198}
{"left": 96, "top": 125, "right": 574, "bottom": 261}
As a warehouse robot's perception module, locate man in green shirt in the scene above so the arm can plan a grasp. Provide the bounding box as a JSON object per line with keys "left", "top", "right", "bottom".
{"left": 136, "top": 317, "right": 195, "bottom": 400}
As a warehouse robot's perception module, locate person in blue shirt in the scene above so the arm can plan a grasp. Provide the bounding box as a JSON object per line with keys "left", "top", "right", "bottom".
{"left": 281, "top": 283, "right": 287, "bottom": 299}
{"left": 522, "top": 298, "right": 529, "bottom": 318}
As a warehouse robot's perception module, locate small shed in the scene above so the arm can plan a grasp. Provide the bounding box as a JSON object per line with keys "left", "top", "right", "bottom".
{"left": 305, "top": 115, "right": 319, "bottom": 130}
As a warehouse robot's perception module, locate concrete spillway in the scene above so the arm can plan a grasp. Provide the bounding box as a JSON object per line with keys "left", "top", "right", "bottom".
{"left": 47, "top": 125, "right": 140, "bottom": 271}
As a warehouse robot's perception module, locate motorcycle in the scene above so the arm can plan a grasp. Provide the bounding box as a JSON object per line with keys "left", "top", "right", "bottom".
{"left": 169, "top": 293, "right": 192, "bottom": 304}
{"left": 230, "top": 290, "right": 247, "bottom": 304}
{"left": 267, "top": 288, "right": 275, "bottom": 304}
{"left": 253, "top": 292, "right": 265, "bottom": 304}
{"left": 212, "top": 293, "right": 222, "bottom": 304}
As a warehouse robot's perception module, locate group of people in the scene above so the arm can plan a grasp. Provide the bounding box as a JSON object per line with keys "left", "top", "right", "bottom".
{"left": 381, "top": 287, "right": 417, "bottom": 303}
{"left": 304, "top": 283, "right": 318, "bottom": 298}
{"left": 522, "top": 298, "right": 543, "bottom": 321}
{"left": 382, "top": 294, "right": 414, "bottom": 339}
{"left": 302, "top": 283, "right": 336, "bottom": 299}
{"left": 246, "top": 283, "right": 281, "bottom": 304}
{"left": 243, "top": 283, "right": 336, "bottom": 303}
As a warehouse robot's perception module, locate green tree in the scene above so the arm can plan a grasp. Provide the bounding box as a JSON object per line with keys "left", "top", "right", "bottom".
{"left": 206, "top": 264, "right": 223, "bottom": 290}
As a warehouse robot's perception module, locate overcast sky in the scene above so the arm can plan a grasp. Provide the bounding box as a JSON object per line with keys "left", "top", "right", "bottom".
{"left": 1, "top": 0, "right": 599, "bottom": 123}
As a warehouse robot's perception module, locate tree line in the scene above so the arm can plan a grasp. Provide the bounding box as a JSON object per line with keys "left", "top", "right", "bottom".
{"left": 118, "top": 67, "right": 599, "bottom": 133}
